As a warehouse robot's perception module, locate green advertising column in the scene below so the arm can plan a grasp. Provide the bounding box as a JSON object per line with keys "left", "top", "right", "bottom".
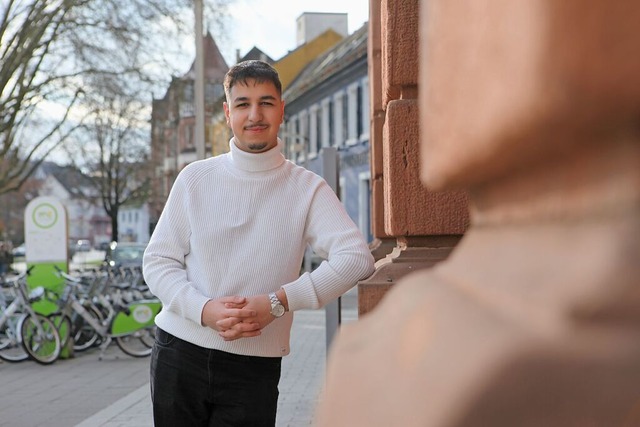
{"left": 24, "top": 196, "right": 69, "bottom": 315}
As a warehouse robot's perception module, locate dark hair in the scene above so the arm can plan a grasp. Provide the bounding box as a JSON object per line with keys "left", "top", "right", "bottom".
{"left": 224, "top": 60, "right": 282, "bottom": 101}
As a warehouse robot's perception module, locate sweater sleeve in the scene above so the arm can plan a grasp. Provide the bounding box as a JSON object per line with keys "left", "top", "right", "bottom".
{"left": 142, "top": 175, "right": 211, "bottom": 325}
{"left": 282, "top": 181, "right": 375, "bottom": 311}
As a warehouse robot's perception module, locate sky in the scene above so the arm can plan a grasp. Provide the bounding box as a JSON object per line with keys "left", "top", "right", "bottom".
{"left": 220, "top": 0, "right": 369, "bottom": 65}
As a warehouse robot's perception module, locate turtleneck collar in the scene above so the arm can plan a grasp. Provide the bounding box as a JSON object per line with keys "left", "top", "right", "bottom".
{"left": 229, "top": 137, "right": 286, "bottom": 172}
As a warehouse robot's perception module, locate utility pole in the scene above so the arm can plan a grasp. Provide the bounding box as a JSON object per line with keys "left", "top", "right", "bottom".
{"left": 194, "top": 0, "right": 205, "bottom": 160}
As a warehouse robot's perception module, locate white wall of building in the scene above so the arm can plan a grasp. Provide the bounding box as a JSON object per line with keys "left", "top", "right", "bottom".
{"left": 296, "top": 12, "right": 348, "bottom": 47}
{"left": 118, "top": 204, "right": 150, "bottom": 243}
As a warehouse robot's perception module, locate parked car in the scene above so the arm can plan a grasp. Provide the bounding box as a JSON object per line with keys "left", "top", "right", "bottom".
{"left": 104, "top": 241, "right": 147, "bottom": 268}
{"left": 75, "top": 239, "right": 92, "bottom": 252}
{"left": 96, "top": 241, "right": 111, "bottom": 251}
{"left": 12, "top": 244, "right": 26, "bottom": 258}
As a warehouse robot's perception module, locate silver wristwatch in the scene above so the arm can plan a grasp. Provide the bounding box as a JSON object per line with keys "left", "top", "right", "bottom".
{"left": 269, "top": 292, "right": 285, "bottom": 318}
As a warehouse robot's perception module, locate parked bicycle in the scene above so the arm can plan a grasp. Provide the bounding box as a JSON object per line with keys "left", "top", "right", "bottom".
{"left": 49, "top": 266, "right": 160, "bottom": 360}
{"left": 0, "top": 266, "right": 62, "bottom": 365}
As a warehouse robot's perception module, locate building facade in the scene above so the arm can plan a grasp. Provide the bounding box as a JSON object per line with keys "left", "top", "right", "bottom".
{"left": 117, "top": 203, "right": 150, "bottom": 244}
{"left": 148, "top": 33, "right": 229, "bottom": 230}
{"left": 282, "top": 23, "right": 372, "bottom": 242}
{"left": 36, "top": 163, "right": 111, "bottom": 248}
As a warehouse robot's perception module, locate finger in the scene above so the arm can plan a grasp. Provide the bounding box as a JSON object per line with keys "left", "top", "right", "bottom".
{"left": 219, "top": 296, "right": 247, "bottom": 305}
{"left": 217, "top": 318, "right": 260, "bottom": 331}
{"left": 234, "top": 321, "right": 261, "bottom": 332}
{"left": 216, "top": 318, "right": 236, "bottom": 329}
{"left": 224, "top": 302, "right": 246, "bottom": 309}
{"left": 224, "top": 308, "right": 256, "bottom": 318}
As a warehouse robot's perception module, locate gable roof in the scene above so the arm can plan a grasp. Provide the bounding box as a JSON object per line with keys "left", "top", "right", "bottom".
{"left": 40, "top": 162, "right": 93, "bottom": 198}
{"left": 238, "top": 47, "right": 275, "bottom": 64}
{"left": 182, "top": 32, "right": 229, "bottom": 82}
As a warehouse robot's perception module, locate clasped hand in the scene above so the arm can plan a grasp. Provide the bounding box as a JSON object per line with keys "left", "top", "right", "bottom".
{"left": 201, "top": 295, "right": 274, "bottom": 341}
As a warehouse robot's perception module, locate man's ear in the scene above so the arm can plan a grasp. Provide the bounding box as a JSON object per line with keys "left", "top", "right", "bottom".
{"left": 223, "top": 102, "right": 231, "bottom": 126}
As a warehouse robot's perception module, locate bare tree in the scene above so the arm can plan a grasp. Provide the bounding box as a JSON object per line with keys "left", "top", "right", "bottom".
{"left": 76, "top": 88, "right": 152, "bottom": 242}
{"left": 0, "top": 0, "right": 230, "bottom": 195}
{"left": 0, "top": 175, "right": 41, "bottom": 243}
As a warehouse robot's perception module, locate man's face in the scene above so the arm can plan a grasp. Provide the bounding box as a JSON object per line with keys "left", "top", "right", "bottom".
{"left": 223, "top": 79, "right": 285, "bottom": 153}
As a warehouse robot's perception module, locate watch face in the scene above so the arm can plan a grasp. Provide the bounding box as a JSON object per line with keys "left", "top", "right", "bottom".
{"left": 272, "top": 304, "right": 285, "bottom": 317}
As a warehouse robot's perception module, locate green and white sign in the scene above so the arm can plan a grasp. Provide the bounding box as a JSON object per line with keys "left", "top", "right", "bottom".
{"left": 24, "top": 196, "right": 68, "bottom": 314}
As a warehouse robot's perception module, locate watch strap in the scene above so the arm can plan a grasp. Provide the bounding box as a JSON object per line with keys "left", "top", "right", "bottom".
{"left": 269, "top": 292, "right": 285, "bottom": 317}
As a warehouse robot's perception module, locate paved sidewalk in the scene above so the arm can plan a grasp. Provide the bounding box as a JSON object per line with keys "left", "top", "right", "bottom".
{"left": 0, "top": 342, "right": 150, "bottom": 427}
{"left": 0, "top": 289, "right": 357, "bottom": 427}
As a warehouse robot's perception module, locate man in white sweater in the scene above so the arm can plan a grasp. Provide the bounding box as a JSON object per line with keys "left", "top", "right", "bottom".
{"left": 143, "top": 60, "right": 375, "bottom": 427}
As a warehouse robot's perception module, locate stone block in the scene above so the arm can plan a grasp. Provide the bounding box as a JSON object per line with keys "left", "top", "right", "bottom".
{"left": 384, "top": 99, "right": 469, "bottom": 235}
{"left": 419, "top": 0, "right": 640, "bottom": 190}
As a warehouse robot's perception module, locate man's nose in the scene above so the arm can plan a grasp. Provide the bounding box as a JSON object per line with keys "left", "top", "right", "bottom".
{"left": 248, "top": 105, "right": 262, "bottom": 121}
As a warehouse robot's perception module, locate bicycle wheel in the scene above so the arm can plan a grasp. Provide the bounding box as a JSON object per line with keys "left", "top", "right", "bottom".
{"left": 48, "top": 313, "right": 72, "bottom": 349}
{"left": 20, "top": 313, "right": 61, "bottom": 365}
{"left": 72, "top": 304, "right": 104, "bottom": 352}
{"left": 115, "top": 329, "right": 154, "bottom": 357}
{"left": 0, "top": 312, "right": 29, "bottom": 362}
{"left": 140, "top": 326, "right": 156, "bottom": 348}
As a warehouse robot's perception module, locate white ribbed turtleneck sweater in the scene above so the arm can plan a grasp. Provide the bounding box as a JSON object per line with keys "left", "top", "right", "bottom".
{"left": 143, "top": 138, "right": 375, "bottom": 357}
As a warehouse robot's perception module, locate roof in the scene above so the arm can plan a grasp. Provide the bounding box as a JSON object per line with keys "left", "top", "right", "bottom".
{"left": 283, "top": 22, "right": 368, "bottom": 102}
{"left": 238, "top": 47, "right": 275, "bottom": 64}
{"left": 40, "top": 162, "right": 93, "bottom": 198}
{"left": 182, "top": 32, "right": 229, "bottom": 82}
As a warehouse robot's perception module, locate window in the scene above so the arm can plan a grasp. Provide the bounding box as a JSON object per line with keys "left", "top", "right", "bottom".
{"left": 360, "top": 77, "right": 370, "bottom": 141}
{"left": 357, "top": 85, "right": 363, "bottom": 138}
{"left": 333, "top": 91, "right": 345, "bottom": 148}
{"left": 328, "top": 100, "right": 334, "bottom": 147}
{"left": 321, "top": 98, "right": 331, "bottom": 148}
{"left": 309, "top": 105, "right": 319, "bottom": 158}
{"left": 342, "top": 92, "right": 349, "bottom": 144}
{"left": 316, "top": 106, "right": 323, "bottom": 149}
{"left": 206, "top": 83, "right": 224, "bottom": 102}
{"left": 285, "top": 119, "right": 297, "bottom": 159}
{"left": 184, "top": 83, "right": 194, "bottom": 102}
{"left": 185, "top": 125, "right": 194, "bottom": 149}
{"left": 298, "top": 110, "right": 309, "bottom": 164}
{"left": 359, "top": 172, "right": 372, "bottom": 243}
{"left": 347, "top": 83, "right": 359, "bottom": 145}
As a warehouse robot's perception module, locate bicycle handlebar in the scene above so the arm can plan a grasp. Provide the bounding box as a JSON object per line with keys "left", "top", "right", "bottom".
{"left": 1, "top": 265, "right": 35, "bottom": 287}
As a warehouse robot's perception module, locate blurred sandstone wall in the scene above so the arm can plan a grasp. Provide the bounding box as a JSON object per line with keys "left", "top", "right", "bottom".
{"left": 317, "top": 1, "right": 640, "bottom": 426}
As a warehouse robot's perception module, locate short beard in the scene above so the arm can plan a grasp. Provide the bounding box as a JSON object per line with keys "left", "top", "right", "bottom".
{"left": 248, "top": 142, "right": 268, "bottom": 151}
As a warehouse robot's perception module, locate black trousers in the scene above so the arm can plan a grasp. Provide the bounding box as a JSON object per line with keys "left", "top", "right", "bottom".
{"left": 150, "top": 328, "right": 282, "bottom": 427}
